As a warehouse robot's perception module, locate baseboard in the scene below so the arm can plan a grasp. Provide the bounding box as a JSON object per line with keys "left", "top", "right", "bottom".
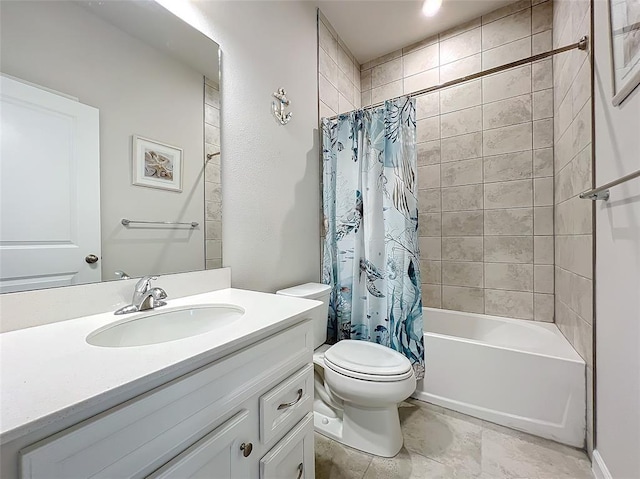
{"left": 592, "top": 450, "right": 613, "bottom": 479}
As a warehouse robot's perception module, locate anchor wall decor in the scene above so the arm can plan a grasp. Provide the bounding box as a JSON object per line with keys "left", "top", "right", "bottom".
{"left": 272, "top": 88, "right": 292, "bottom": 125}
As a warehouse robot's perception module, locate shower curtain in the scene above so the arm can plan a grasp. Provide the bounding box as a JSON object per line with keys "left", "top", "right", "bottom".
{"left": 321, "top": 97, "right": 424, "bottom": 380}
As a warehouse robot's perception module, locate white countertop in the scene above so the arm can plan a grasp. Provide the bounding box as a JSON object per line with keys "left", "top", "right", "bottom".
{"left": 0, "top": 288, "right": 321, "bottom": 444}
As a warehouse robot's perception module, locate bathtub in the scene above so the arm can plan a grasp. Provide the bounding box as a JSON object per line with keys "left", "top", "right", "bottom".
{"left": 412, "top": 307, "right": 586, "bottom": 448}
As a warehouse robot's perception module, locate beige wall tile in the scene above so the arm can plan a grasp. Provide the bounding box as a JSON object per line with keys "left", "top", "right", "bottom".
{"left": 439, "top": 17, "right": 482, "bottom": 41}
{"left": 534, "top": 264, "right": 554, "bottom": 293}
{"left": 555, "top": 234, "right": 592, "bottom": 279}
{"left": 442, "top": 237, "right": 483, "bottom": 261}
{"left": 533, "top": 89, "right": 554, "bottom": 120}
{"left": 532, "top": 59, "right": 553, "bottom": 91}
{"left": 442, "top": 286, "right": 485, "bottom": 313}
{"left": 482, "top": 37, "right": 531, "bottom": 69}
{"left": 362, "top": 49, "right": 402, "bottom": 71}
{"left": 319, "top": 74, "right": 339, "bottom": 112}
{"left": 442, "top": 261, "right": 484, "bottom": 288}
{"left": 484, "top": 151, "right": 533, "bottom": 183}
{"left": 416, "top": 92, "right": 440, "bottom": 119}
{"left": 482, "top": 0, "right": 531, "bottom": 25}
{"left": 422, "top": 284, "right": 442, "bottom": 308}
{"left": 441, "top": 132, "right": 483, "bottom": 163}
{"left": 534, "top": 235, "right": 554, "bottom": 264}
{"left": 420, "top": 236, "right": 442, "bottom": 260}
{"left": 403, "top": 43, "right": 439, "bottom": 77}
{"left": 533, "top": 118, "right": 554, "bottom": 148}
{"left": 485, "top": 289, "right": 534, "bottom": 319}
{"left": 485, "top": 236, "right": 534, "bottom": 263}
{"left": 418, "top": 188, "right": 442, "bottom": 212}
{"left": 483, "top": 65, "right": 531, "bottom": 103}
{"left": 441, "top": 158, "right": 483, "bottom": 187}
{"left": 534, "top": 177, "right": 554, "bottom": 206}
{"left": 440, "top": 27, "right": 482, "bottom": 65}
{"left": 440, "top": 80, "right": 482, "bottom": 114}
{"left": 442, "top": 184, "right": 484, "bottom": 211}
{"left": 532, "top": 30, "right": 552, "bottom": 55}
{"left": 338, "top": 69, "right": 354, "bottom": 104}
{"left": 319, "top": 19, "right": 337, "bottom": 61}
{"left": 338, "top": 93, "right": 354, "bottom": 115}
{"left": 419, "top": 164, "right": 441, "bottom": 189}
{"left": 417, "top": 116, "right": 441, "bottom": 142}
{"left": 442, "top": 211, "right": 484, "bottom": 236}
{"left": 534, "top": 293, "right": 555, "bottom": 321}
{"left": 402, "top": 34, "right": 439, "bottom": 56}
{"left": 533, "top": 148, "right": 554, "bottom": 177}
{"left": 420, "top": 259, "right": 442, "bottom": 284}
{"left": 572, "top": 100, "right": 592, "bottom": 155}
{"left": 419, "top": 213, "right": 442, "bottom": 237}
{"left": 441, "top": 106, "right": 483, "bottom": 138}
{"left": 484, "top": 123, "right": 533, "bottom": 156}
{"left": 482, "top": 9, "right": 531, "bottom": 51}
{"left": 485, "top": 208, "right": 533, "bottom": 235}
{"left": 404, "top": 67, "right": 439, "bottom": 93}
{"left": 417, "top": 140, "right": 441, "bottom": 165}
{"left": 371, "top": 58, "right": 402, "bottom": 88}
{"left": 534, "top": 206, "right": 554, "bottom": 235}
{"left": 485, "top": 262, "right": 534, "bottom": 291}
{"left": 361, "top": 68, "right": 372, "bottom": 91}
{"left": 532, "top": 1, "right": 553, "bottom": 34}
{"left": 485, "top": 179, "right": 533, "bottom": 209}
{"left": 371, "top": 80, "right": 403, "bottom": 104}
{"left": 483, "top": 94, "right": 532, "bottom": 129}
{"left": 440, "top": 53, "right": 481, "bottom": 83}
{"left": 361, "top": 90, "right": 371, "bottom": 108}
{"left": 337, "top": 44, "right": 354, "bottom": 80}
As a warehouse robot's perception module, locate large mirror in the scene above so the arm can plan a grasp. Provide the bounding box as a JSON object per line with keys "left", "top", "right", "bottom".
{"left": 0, "top": 0, "right": 221, "bottom": 293}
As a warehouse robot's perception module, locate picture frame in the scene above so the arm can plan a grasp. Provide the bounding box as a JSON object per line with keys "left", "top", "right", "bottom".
{"left": 132, "top": 135, "right": 183, "bottom": 192}
{"left": 609, "top": 0, "right": 640, "bottom": 106}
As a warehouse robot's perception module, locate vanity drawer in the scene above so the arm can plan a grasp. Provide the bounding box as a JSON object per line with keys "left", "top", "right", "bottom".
{"left": 260, "top": 412, "right": 314, "bottom": 479}
{"left": 20, "top": 321, "right": 313, "bottom": 479}
{"left": 260, "top": 364, "right": 313, "bottom": 445}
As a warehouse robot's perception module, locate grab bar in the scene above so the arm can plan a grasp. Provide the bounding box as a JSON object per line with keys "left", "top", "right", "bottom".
{"left": 579, "top": 169, "right": 640, "bottom": 201}
{"left": 121, "top": 219, "right": 199, "bottom": 228}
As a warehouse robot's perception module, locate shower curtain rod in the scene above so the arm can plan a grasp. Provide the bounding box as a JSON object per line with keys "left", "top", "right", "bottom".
{"left": 326, "top": 36, "right": 588, "bottom": 120}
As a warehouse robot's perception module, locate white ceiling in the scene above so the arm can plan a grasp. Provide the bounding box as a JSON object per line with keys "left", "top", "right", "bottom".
{"left": 317, "top": 0, "right": 519, "bottom": 64}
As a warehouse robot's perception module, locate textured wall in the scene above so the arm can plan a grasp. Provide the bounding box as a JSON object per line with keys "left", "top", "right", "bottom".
{"left": 552, "top": 0, "right": 593, "bottom": 454}
{"left": 318, "top": 11, "right": 362, "bottom": 119}
{"left": 360, "top": 0, "right": 556, "bottom": 321}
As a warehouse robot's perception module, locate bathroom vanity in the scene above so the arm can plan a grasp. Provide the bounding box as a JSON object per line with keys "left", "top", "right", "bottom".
{"left": 0, "top": 289, "right": 320, "bottom": 479}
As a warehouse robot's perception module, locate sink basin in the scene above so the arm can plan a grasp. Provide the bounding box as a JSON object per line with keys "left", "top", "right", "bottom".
{"left": 87, "top": 304, "right": 245, "bottom": 347}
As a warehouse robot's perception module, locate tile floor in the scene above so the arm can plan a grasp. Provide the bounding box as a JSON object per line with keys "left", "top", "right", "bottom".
{"left": 315, "top": 399, "right": 592, "bottom": 479}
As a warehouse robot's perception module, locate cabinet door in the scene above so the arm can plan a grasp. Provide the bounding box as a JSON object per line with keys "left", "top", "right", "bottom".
{"left": 260, "top": 413, "right": 314, "bottom": 479}
{"left": 148, "top": 409, "right": 252, "bottom": 479}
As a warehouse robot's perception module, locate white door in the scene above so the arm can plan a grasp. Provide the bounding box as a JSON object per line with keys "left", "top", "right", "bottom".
{"left": 0, "top": 75, "right": 101, "bottom": 293}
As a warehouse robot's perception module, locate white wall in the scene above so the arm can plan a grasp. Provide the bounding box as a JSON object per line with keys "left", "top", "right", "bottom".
{"left": 593, "top": 0, "right": 640, "bottom": 477}
{"left": 0, "top": 1, "right": 206, "bottom": 281}
{"left": 158, "top": 1, "right": 321, "bottom": 292}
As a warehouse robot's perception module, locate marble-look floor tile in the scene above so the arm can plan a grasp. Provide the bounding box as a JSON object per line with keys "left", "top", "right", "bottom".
{"left": 362, "top": 447, "right": 457, "bottom": 479}
{"left": 315, "top": 432, "right": 373, "bottom": 479}
{"left": 399, "top": 400, "right": 483, "bottom": 476}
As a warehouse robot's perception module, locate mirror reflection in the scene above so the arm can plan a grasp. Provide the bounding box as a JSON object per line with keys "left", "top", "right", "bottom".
{"left": 0, "top": 0, "right": 222, "bottom": 294}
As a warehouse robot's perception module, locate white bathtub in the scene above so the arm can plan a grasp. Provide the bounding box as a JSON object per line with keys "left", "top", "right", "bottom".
{"left": 412, "top": 307, "right": 586, "bottom": 448}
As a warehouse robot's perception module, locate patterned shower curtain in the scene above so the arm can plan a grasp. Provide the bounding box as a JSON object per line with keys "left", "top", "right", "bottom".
{"left": 321, "top": 97, "right": 425, "bottom": 380}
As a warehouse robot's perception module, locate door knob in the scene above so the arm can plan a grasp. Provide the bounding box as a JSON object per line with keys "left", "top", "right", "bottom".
{"left": 240, "top": 442, "right": 253, "bottom": 457}
{"left": 85, "top": 254, "right": 99, "bottom": 264}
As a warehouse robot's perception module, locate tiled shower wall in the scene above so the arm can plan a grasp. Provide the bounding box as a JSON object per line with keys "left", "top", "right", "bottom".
{"left": 552, "top": 0, "right": 593, "bottom": 453}
{"left": 318, "top": 11, "right": 362, "bottom": 119}
{"left": 204, "top": 78, "right": 222, "bottom": 269}
{"left": 360, "top": 0, "right": 556, "bottom": 321}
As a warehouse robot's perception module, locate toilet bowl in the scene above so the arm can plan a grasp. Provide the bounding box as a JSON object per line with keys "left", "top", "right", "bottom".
{"left": 276, "top": 283, "right": 416, "bottom": 457}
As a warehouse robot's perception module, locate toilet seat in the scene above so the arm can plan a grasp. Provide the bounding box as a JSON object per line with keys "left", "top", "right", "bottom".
{"left": 323, "top": 340, "right": 413, "bottom": 382}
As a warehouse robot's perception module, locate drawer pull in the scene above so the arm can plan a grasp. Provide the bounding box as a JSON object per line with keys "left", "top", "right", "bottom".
{"left": 240, "top": 442, "right": 253, "bottom": 457}
{"left": 277, "top": 389, "right": 303, "bottom": 410}
{"left": 296, "top": 463, "right": 304, "bottom": 479}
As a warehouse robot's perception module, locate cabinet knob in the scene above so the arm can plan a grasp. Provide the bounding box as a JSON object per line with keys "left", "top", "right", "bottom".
{"left": 296, "top": 463, "right": 304, "bottom": 479}
{"left": 240, "top": 442, "right": 253, "bottom": 457}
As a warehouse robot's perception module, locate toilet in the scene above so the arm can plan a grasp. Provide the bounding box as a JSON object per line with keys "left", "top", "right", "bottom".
{"left": 276, "top": 282, "right": 416, "bottom": 457}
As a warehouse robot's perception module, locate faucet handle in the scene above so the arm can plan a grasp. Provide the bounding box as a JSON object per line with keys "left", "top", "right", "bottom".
{"left": 134, "top": 275, "right": 158, "bottom": 293}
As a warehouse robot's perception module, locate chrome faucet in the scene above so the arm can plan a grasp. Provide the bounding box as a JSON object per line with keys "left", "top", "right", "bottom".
{"left": 115, "top": 275, "right": 167, "bottom": 315}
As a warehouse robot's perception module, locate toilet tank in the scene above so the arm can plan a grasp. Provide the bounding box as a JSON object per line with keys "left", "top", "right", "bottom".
{"left": 276, "top": 283, "right": 331, "bottom": 349}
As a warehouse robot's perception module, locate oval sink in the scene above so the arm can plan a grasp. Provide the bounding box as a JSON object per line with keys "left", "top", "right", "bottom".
{"left": 87, "top": 304, "right": 245, "bottom": 347}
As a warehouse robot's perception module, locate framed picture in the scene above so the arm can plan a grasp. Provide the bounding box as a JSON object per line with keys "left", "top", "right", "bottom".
{"left": 132, "top": 135, "right": 183, "bottom": 192}
{"left": 609, "top": 0, "right": 640, "bottom": 106}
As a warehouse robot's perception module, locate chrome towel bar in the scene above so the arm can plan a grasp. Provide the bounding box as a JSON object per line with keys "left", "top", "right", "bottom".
{"left": 121, "top": 219, "right": 199, "bottom": 228}
{"left": 579, "top": 169, "right": 640, "bottom": 201}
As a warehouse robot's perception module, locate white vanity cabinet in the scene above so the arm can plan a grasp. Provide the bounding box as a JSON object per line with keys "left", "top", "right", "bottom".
{"left": 17, "top": 321, "right": 316, "bottom": 479}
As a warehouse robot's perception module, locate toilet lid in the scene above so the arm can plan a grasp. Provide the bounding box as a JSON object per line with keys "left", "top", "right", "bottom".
{"left": 324, "top": 340, "right": 413, "bottom": 378}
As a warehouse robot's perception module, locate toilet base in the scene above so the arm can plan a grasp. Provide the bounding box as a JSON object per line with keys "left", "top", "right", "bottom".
{"left": 314, "top": 404, "right": 403, "bottom": 458}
